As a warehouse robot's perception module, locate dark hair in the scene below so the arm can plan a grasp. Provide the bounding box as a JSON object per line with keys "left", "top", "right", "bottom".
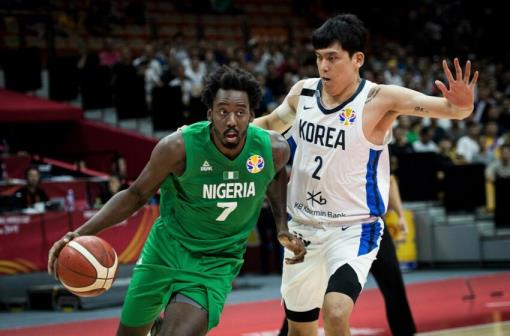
{"left": 201, "top": 65, "right": 262, "bottom": 110}
{"left": 24, "top": 166, "right": 39, "bottom": 178}
{"left": 465, "top": 120, "right": 478, "bottom": 129}
{"left": 420, "top": 126, "right": 431, "bottom": 136}
{"left": 312, "top": 14, "right": 368, "bottom": 56}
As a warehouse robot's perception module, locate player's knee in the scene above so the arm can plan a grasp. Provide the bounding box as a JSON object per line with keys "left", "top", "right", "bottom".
{"left": 116, "top": 323, "right": 152, "bottom": 336}
{"left": 160, "top": 324, "right": 207, "bottom": 336}
{"left": 323, "top": 303, "right": 351, "bottom": 327}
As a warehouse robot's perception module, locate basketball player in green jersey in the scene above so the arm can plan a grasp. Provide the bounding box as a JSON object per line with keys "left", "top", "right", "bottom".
{"left": 48, "top": 65, "right": 306, "bottom": 336}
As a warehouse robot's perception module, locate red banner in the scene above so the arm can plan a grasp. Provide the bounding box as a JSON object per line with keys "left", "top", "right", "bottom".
{"left": 0, "top": 205, "right": 159, "bottom": 275}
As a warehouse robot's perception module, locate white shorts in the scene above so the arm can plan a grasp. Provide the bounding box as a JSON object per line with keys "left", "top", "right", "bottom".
{"left": 281, "top": 218, "right": 384, "bottom": 313}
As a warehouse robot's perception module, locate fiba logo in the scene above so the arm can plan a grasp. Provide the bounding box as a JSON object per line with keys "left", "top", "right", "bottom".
{"left": 339, "top": 107, "right": 356, "bottom": 125}
{"left": 246, "top": 155, "right": 265, "bottom": 174}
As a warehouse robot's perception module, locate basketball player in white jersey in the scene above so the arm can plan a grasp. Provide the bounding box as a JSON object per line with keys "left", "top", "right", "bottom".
{"left": 254, "top": 13, "right": 478, "bottom": 336}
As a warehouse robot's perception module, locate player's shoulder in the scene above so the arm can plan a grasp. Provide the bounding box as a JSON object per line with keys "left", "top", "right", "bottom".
{"left": 289, "top": 78, "right": 320, "bottom": 96}
{"left": 288, "top": 79, "right": 307, "bottom": 96}
{"left": 287, "top": 79, "right": 319, "bottom": 110}
{"left": 157, "top": 129, "right": 185, "bottom": 155}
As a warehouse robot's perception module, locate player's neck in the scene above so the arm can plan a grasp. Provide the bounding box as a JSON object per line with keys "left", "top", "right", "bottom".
{"left": 321, "top": 77, "right": 361, "bottom": 107}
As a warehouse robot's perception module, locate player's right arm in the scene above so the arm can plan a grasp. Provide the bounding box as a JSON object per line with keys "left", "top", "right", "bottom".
{"left": 48, "top": 131, "right": 186, "bottom": 277}
{"left": 253, "top": 80, "right": 304, "bottom": 132}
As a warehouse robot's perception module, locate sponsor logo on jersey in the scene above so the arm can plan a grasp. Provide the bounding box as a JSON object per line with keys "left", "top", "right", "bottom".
{"left": 203, "top": 182, "right": 256, "bottom": 199}
{"left": 223, "top": 171, "right": 239, "bottom": 180}
{"left": 293, "top": 202, "right": 347, "bottom": 219}
{"left": 298, "top": 119, "right": 345, "bottom": 150}
{"left": 246, "top": 155, "right": 264, "bottom": 173}
{"left": 200, "top": 160, "right": 213, "bottom": 172}
{"left": 306, "top": 189, "right": 327, "bottom": 206}
{"left": 339, "top": 107, "right": 356, "bottom": 125}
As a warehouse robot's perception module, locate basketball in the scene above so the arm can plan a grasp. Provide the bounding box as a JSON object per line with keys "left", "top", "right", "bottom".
{"left": 56, "top": 236, "right": 118, "bottom": 297}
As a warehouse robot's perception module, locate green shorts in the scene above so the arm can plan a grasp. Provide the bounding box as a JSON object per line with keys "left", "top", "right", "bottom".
{"left": 120, "top": 218, "right": 243, "bottom": 330}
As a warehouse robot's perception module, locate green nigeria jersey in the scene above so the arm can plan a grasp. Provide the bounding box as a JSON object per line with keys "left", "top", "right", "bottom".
{"left": 160, "top": 121, "right": 276, "bottom": 258}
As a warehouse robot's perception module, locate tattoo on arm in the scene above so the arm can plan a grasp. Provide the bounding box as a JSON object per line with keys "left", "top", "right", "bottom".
{"left": 414, "top": 106, "right": 429, "bottom": 113}
{"left": 365, "top": 87, "right": 380, "bottom": 104}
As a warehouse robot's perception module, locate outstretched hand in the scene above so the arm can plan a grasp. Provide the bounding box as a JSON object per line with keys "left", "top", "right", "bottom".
{"left": 435, "top": 58, "right": 479, "bottom": 111}
{"left": 277, "top": 231, "right": 306, "bottom": 264}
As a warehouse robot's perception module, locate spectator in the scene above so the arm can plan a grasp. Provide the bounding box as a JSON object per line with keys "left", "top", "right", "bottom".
{"left": 169, "top": 64, "right": 193, "bottom": 112}
{"left": 437, "top": 137, "right": 458, "bottom": 167}
{"left": 134, "top": 44, "right": 163, "bottom": 108}
{"left": 254, "top": 73, "right": 276, "bottom": 117}
{"left": 486, "top": 144, "right": 510, "bottom": 182}
{"left": 412, "top": 126, "right": 439, "bottom": 153}
{"left": 456, "top": 121, "right": 481, "bottom": 163}
{"left": 390, "top": 125, "right": 414, "bottom": 154}
{"left": 429, "top": 118, "right": 448, "bottom": 143}
{"left": 99, "top": 37, "right": 121, "bottom": 67}
{"left": 14, "top": 167, "right": 49, "bottom": 208}
{"left": 446, "top": 119, "right": 466, "bottom": 143}
{"left": 0, "top": 159, "right": 6, "bottom": 180}
{"left": 170, "top": 32, "right": 189, "bottom": 65}
{"left": 383, "top": 58, "right": 404, "bottom": 86}
{"left": 472, "top": 136, "right": 496, "bottom": 165}
{"left": 99, "top": 175, "right": 126, "bottom": 205}
{"left": 111, "top": 154, "right": 128, "bottom": 183}
{"left": 204, "top": 49, "right": 220, "bottom": 75}
{"left": 112, "top": 47, "right": 148, "bottom": 120}
{"left": 406, "top": 118, "right": 422, "bottom": 144}
{"left": 482, "top": 121, "right": 500, "bottom": 158}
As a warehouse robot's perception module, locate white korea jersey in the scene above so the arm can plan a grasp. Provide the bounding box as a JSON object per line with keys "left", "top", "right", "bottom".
{"left": 286, "top": 78, "right": 391, "bottom": 226}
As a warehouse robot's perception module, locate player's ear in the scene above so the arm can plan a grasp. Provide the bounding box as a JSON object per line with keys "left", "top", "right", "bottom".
{"left": 207, "top": 108, "right": 213, "bottom": 121}
{"left": 353, "top": 51, "right": 364, "bottom": 68}
{"left": 249, "top": 110, "right": 255, "bottom": 122}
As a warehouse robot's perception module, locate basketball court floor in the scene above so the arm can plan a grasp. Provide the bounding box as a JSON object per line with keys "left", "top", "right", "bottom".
{"left": 1, "top": 269, "right": 509, "bottom": 335}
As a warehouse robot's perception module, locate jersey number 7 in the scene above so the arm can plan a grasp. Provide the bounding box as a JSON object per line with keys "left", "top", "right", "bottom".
{"left": 216, "top": 202, "right": 238, "bottom": 221}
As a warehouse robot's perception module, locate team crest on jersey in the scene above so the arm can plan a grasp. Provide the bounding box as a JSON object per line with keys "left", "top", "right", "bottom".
{"left": 246, "top": 155, "right": 264, "bottom": 174}
{"left": 339, "top": 107, "right": 356, "bottom": 125}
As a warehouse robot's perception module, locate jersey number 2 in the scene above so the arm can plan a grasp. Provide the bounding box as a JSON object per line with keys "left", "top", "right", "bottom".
{"left": 312, "top": 156, "right": 323, "bottom": 180}
{"left": 216, "top": 202, "right": 238, "bottom": 221}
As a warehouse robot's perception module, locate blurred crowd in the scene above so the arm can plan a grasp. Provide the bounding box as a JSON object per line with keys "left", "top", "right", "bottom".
{"left": 2, "top": 0, "right": 510, "bottom": 201}
{"left": 74, "top": 32, "right": 510, "bottom": 177}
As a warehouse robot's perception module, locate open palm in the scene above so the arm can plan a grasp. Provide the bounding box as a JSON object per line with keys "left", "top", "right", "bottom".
{"left": 435, "top": 58, "right": 479, "bottom": 110}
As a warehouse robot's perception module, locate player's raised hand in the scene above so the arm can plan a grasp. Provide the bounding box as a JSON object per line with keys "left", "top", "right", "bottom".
{"left": 278, "top": 231, "right": 306, "bottom": 264}
{"left": 435, "top": 58, "right": 479, "bottom": 112}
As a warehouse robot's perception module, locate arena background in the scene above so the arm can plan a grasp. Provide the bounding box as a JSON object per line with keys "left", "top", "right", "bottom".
{"left": 0, "top": 0, "right": 509, "bottom": 335}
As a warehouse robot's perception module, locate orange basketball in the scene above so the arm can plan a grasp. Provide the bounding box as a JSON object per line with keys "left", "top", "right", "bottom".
{"left": 56, "top": 236, "right": 118, "bottom": 297}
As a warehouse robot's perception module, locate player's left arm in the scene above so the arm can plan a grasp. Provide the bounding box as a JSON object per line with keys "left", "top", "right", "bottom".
{"left": 388, "top": 175, "right": 408, "bottom": 238}
{"left": 266, "top": 131, "right": 306, "bottom": 264}
{"left": 377, "top": 58, "right": 479, "bottom": 120}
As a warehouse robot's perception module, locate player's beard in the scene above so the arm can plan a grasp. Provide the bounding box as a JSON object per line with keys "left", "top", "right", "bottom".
{"left": 211, "top": 123, "right": 242, "bottom": 149}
